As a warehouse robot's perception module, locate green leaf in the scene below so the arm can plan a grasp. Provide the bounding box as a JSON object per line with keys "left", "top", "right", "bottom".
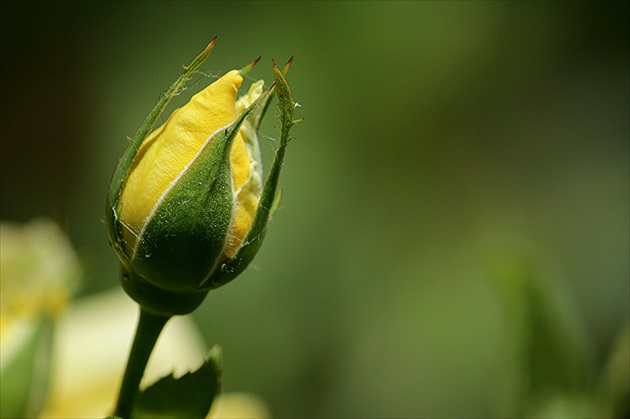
{"left": 598, "top": 320, "right": 630, "bottom": 418}
{"left": 132, "top": 346, "right": 222, "bottom": 419}
{"left": 0, "top": 316, "right": 54, "bottom": 418}
{"left": 485, "top": 255, "right": 597, "bottom": 416}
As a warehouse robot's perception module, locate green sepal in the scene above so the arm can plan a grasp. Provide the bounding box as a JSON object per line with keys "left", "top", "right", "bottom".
{"left": 106, "top": 39, "right": 216, "bottom": 264}
{"left": 132, "top": 346, "right": 223, "bottom": 419}
{"left": 206, "top": 63, "right": 296, "bottom": 288}
{"left": 128, "top": 124, "right": 235, "bottom": 293}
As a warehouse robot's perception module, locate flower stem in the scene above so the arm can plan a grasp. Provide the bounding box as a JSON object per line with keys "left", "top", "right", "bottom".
{"left": 114, "top": 308, "right": 170, "bottom": 418}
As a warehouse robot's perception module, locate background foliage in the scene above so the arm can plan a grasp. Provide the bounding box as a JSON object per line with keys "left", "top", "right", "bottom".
{"left": 1, "top": 1, "right": 628, "bottom": 417}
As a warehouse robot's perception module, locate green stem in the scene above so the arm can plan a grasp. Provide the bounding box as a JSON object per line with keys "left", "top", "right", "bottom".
{"left": 114, "top": 308, "right": 170, "bottom": 418}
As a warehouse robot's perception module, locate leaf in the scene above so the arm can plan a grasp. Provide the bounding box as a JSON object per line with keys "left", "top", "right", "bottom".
{"left": 0, "top": 316, "right": 54, "bottom": 418}
{"left": 485, "top": 255, "right": 596, "bottom": 416}
{"left": 598, "top": 320, "right": 630, "bottom": 418}
{"left": 132, "top": 346, "right": 222, "bottom": 419}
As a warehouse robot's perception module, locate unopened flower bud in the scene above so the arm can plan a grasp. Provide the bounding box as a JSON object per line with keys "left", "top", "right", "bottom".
{"left": 106, "top": 43, "right": 296, "bottom": 316}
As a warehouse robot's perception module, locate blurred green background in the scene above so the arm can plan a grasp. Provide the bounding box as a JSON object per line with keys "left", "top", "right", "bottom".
{"left": 1, "top": 1, "right": 628, "bottom": 417}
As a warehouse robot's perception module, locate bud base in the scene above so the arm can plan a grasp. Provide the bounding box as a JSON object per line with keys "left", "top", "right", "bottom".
{"left": 120, "top": 267, "right": 209, "bottom": 317}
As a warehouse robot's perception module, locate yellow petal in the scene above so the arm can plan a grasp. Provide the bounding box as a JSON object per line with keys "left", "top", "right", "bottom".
{"left": 119, "top": 70, "right": 244, "bottom": 251}
{"left": 230, "top": 135, "right": 251, "bottom": 193}
{"left": 222, "top": 81, "right": 265, "bottom": 260}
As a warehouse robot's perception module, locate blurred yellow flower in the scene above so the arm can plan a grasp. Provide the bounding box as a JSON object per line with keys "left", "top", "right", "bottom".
{"left": 209, "top": 392, "right": 271, "bottom": 419}
{"left": 1, "top": 218, "right": 81, "bottom": 417}
{"left": 38, "top": 289, "right": 270, "bottom": 418}
{"left": 0, "top": 218, "right": 80, "bottom": 337}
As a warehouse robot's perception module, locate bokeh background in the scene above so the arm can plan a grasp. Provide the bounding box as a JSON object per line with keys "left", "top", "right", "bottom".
{"left": 1, "top": 1, "right": 628, "bottom": 417}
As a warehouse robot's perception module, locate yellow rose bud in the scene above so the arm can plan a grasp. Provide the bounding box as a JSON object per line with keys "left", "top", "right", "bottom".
{"left": 118, "top": 70, "right": 255, "bottom": 261}
{"left": 106, "top": 44, "right": 297, "bottom": 316}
